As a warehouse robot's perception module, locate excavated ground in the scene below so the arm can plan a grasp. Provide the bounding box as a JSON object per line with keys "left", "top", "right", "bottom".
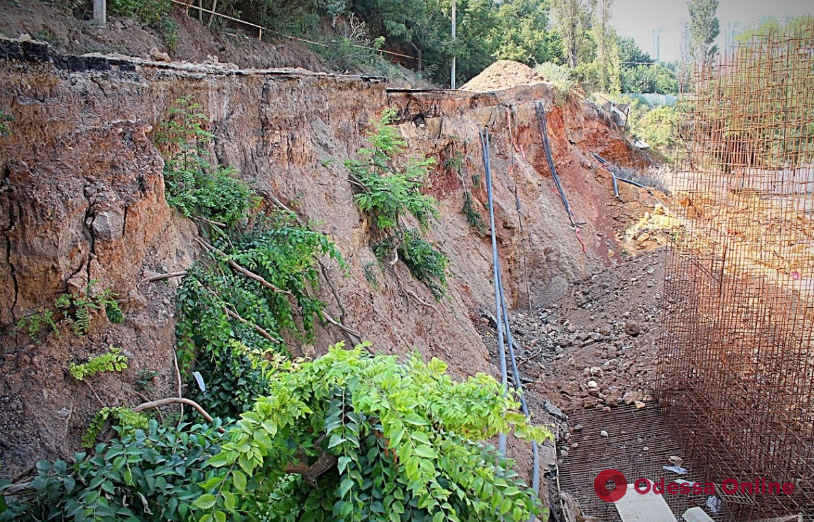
{"left": 0, "top": 32, "right": 670, "bottom": 520}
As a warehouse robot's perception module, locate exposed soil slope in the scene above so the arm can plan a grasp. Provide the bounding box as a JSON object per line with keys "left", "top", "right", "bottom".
{"left": 0, "top": 44, "right": 652, "bottom": 484}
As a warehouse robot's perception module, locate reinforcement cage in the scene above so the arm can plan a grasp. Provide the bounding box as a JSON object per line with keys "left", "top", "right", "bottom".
{"left": 658, "top": 20, "right": 814, "bottom": 521}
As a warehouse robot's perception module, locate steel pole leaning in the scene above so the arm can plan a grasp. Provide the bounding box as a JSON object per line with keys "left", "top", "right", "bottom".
{"left": 496, "top": 270, "right": 540, "bottom": 501}
{"left": 480, "top": 127, "right": 508, "bottom": 456}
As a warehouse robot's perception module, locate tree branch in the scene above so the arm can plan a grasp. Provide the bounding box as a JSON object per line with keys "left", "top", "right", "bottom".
{"left": 284, "top": 450, "right": 338, "bottom": 487}
{"left": 133, "top": 398, "right": 226, "bottom": 433}
{"left": 142, "top": 271, "right": 187, "bottom": 283}
{"left": 193, "top": 237, "right": 293, "bottom": 296}
{"left": 223, "top": 306, "right": 280, "bottom": 344}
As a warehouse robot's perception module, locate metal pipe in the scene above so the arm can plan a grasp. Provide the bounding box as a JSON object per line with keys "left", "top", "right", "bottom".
{"left": 496, "top": 269, "right": 540, "bottom": 502}
{"left": 480, "top": 127, "right": 507, "bottom": 455}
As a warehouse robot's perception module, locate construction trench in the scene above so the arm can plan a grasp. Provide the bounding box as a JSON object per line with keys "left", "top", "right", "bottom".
{"left": 0, "top": 16, "right": 813, "bottom": 522}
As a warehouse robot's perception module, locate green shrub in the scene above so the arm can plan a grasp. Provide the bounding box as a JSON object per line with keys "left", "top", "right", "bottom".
{"left": 535, "top": 62, "right": 576, "bottom": 104}
{"left": 196, "top": 344, "right": 551, "bottom": 522}
{"left": 461, "top": 190, "right": 486, "bottom": 236}
{"left": 176, "top": 211, "right": 345, "bottom": 420}
{"left": 155, "top": 97, "right": 259, "bottom": 230}
{"left": 1, "top": 347, "right": 551, "bottom": 522}
{"left": 397, "top": 230, "right": 449, "bottom": 300}
{"left": 348, "top": 109, "right": 450, "bottom": 299}
{"left": 346, "top": 109, "right": 438, "bottom": 232}
{"left": 108, "top": 0, "right": 171, "bottom": 24}
{"left": 1, "top": 420, "right": 223, "bottom": 521}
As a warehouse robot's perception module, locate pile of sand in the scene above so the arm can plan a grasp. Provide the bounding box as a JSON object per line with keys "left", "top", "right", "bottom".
{"left": 460, "top": 60, "right": 544, "bottom": 92}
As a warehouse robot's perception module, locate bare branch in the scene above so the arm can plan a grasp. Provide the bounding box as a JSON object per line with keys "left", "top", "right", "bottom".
{"left": 133, "top": 398, "right": 226, "bottom": 433}
{"left": 142, "top": 271, "right": 187, "bottom": 283}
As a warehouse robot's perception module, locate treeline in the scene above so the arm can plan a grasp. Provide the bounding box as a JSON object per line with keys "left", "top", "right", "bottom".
{"left": 206, "top": 0, "right": 677, "bottom": 92}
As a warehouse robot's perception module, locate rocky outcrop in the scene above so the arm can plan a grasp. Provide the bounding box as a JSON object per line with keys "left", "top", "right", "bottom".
{"left": 0, "top": 41, "right": 644, "bottom": 476}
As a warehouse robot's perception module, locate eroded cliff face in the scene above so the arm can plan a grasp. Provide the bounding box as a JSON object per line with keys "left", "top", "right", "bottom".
{"left": 0, "top": 39, "right": 643, "bottom": 476}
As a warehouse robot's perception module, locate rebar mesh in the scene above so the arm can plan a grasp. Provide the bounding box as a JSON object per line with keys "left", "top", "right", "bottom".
{"left": 658, "top": 20, "right": 814, "bottom": 522}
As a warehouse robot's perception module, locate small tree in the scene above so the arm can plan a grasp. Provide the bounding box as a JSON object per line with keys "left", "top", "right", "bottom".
{"left": 550, "top": 0, "right": 595, "bottom": 68}
{"left": 687, "top": 0, "right": 720, "bottom": 65}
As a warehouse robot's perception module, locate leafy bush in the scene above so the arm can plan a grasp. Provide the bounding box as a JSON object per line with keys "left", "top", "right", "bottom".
{"left": 196, "top": 344, "right": 551, "bottom": 522}
{"left": 347, "top": 109, "right": 450, "bottom": 299}
{"left": 461, "top": 190, "right": 486, "bottom": 236}
{"left": 396, "top": 230, "right": 449, "bottom": 300}
{"left": 346, "top": 109, "right": 438, "bottom": 232}
{"left": 155, "top": 97, "right": 259, "bottom": 229}
{"left": 535, "top": 62, "right": 576, "bottom": 103}
{"left": 1, "top": 420, "right": 223, "bottom": 521}
{"left": 108, "top": 0, "right": 171, "bottom": 24}
{"left": 2, "top": 346, "right": 551, "bottom": 522}
{"left": 69, "top": 346, "right": 128, "bottom": 381}
{"left": 176, "top": 212, "right": 345, "bottom": 419}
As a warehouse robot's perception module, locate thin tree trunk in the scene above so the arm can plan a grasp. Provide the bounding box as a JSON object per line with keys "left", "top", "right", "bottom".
{"left": 208, "top": 0, "right": 218, "bottom": 27}
{"left": 197, "top": 0, "right": 203, "bottom": 22}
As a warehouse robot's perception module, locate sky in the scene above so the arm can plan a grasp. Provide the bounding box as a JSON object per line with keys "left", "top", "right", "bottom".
{"left": 611, "top": 0, "right": 814, "bottom": 63}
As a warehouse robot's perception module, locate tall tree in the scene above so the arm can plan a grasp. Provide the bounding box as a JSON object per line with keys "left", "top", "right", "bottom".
{"left": 591, "top": 0, "right": 620, "bottom": 92}
{"left": 687, "top": 0, "right": 719, "bottom": 65}
{"left": 491, "top": 0, "right": 555, "bottom": 65}
{"left": 551, "top": 0, "right": 595, "bottom": 68}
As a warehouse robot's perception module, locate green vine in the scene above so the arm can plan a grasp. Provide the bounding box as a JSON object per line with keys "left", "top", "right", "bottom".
{"left": 176, "top": 211, "right": 345, "bottom": 420}
{"left": 69, "top": 346, "right": 128, "bottom": 381}
{"left": 82, "top": 407, "right": 150, "bottom": 448}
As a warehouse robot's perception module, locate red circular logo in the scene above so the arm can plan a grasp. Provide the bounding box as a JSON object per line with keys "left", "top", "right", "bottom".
{"left": 594, "top": 469, "right": 628, "bottom": 502}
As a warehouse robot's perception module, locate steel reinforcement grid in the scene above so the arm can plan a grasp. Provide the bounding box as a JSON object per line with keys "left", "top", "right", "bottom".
{"left": 658, "top": 19, "right": 814, "bottom": 522}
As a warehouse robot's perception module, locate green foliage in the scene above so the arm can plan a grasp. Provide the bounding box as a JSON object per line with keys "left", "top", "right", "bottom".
{"left": 155, "top": 97, "right": 258, "bottom": 230}
{"left": 82, "top": 407, "right": 150, "bottom": 448}
{"left": 535, "top": 62, "right": 576, "bottom": 103}
{"left": 490, "top": 0, "right": 559, "bottom": 65}
{"left": 2, "top": 347, "right": 551, "bottom": 522}
{"left": 550, "top": 0, "right": 594, "bottom": 68}
{"left": 155, "top": 17, "right": 180, "bottom": 53}
{"left": 69, "top": 346, "right": 128, "bottom": 381}
{"left": 688, "top": 0, "right": 720, "bottom": 64}
{"left": 347, "top": 109, "right": 450, "bottom": 299}
{"left": 1, "top": 420, "right": 223, "bottom": 521}
{"left": 198, "top": 344, "right": 551, "bottom": 522}
{"left": 58, "top": 280, "right": 124, "bottom": 336}
{"left": 135, "top": 369, "right": 161, "bottom": 393}
{"left": 15, "top": 308, "right": 59, "bottom": 342}
{"left": 108, "top": 0, "right": 171, "bottom": 24}
{"left": 347, "top": 109, "right": 438, "bottom": 232}
{"left": 15, "top": 280, "right": 123, "bottom": 341}
{"left": 0, "top": 111, "right": 13, "bottom": 137}
{"left": 176, "top": 212, "right": 345, "bottom": 420}
{"left": 364, "top": 261, "right": 381, "bottom": 290}
{"left": 397, "top": 230, "right": 449, "bottom": 300}
{"left": 630, "top": 105, "right": 681, "bottom": 152}
{"left": 461, "top": 191, "right": 486, "bottom": 236}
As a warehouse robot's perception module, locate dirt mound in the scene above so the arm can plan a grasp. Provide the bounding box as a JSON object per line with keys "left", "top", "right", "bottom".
{"left": 460, "top": 60, "right": 544, "bottom": 92}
